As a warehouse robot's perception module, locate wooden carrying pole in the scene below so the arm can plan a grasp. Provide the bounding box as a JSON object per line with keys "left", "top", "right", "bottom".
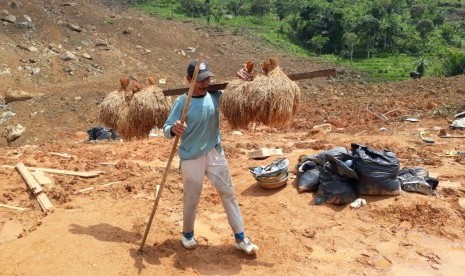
{"left": 139, "top": 55, "right": 203, "bottom": 251}
{"left": 162, "top": 68, "right": 337, "bottom": 96}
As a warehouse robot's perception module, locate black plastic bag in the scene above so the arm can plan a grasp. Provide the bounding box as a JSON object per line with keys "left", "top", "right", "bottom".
{"left": 325, "top": 153, "right": 358, "bottom": 180}
{"left": 296, "top": 160, "right": 320, "bottom": 192}
{"left": 351, "top": 143, "right": 401, "bottom": 196}
{"left": 398, "top": 167, "right": 439, "bottom": 195}
{"left": 314, "top": 163, "right": 358, "bottom": 205}
{"left": 296, "top": 147, "right": 351, "bottom": 192}
{"left": 87, "top": 126, "right": 120, "bottom": 141}
{"left": 302, "top": 147, "right": 350, "bottom": 167}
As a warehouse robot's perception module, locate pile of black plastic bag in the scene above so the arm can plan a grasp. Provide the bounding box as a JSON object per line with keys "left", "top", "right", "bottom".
{"left": 296, "top": 143, "right": 439, "bottom": 205}
{"left": 86, "top": 126, "right": 121, "bottom": 141}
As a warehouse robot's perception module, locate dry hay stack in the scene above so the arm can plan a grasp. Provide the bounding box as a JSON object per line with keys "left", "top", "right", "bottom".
{"left": 98, "top": 77, "right": 172, "bottom": 140}
{"left": 220, "top": 58, "right": 301, "bottom": 129}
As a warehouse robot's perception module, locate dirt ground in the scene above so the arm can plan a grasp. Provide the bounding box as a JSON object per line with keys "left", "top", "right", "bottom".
{"left": 1, "top": 1, "right": 465, "bottom": 275}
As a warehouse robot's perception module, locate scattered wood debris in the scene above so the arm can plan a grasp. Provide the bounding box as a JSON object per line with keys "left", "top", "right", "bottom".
{"left": 101, "top": 181, "right": 122, "bottom": 188}
{"left": 29, "top": 167, "right": 103, "bottom": 178}
{"left": 76, "top": 181, "right": 123, "bottom": 194}
{"left": 15, "top": 162, "right": 53, "bottom": 213}
{"left": 2, "top": 164, "right": 103, "bottom": 178}
{"left": 50, "top": 152, "right": 73, "bottom": 159}
{"left": 100, "top": 162, "right": 117, "bottom": 166}
{"left": 312, "top": 123, "right": 332, "bottom": 132}
{"left": 77, "top": 187, "right": 94, "bottom": 193}
{"left": 31, "top": 170, "right": 54, "bottom": 186}
{"left": 0, "top": 203, "right": 28, "bottom": 212}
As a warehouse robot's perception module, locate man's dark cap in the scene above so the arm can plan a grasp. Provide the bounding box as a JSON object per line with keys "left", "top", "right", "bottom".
{"left": 187, "top": 60, "right": 214, "bottom": 81}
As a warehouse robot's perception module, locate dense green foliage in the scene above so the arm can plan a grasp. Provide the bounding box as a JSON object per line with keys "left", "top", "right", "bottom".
{"left": 123, "top": 0, "right": 465, "bottom": 80}
{"left": 443, "top": 50, "right": 465, "bottom": 75}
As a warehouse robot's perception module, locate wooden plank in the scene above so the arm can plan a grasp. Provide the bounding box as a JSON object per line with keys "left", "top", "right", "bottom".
{"left": 36, "top": 193, "right": 54, "bottom": 213}
{"left": 16, "top": 163, "right": 43, "bottom": 195}
{"left": 77, "top": 187, "right": 94, "bottom": 193}
{"left": 440, "top": 136, "right": 465, "bottom": 138}
{"left": 15, "top": 163, "right": 53, "bottom": 213}
{"left": 248, "top": 148, "right": 283, "bottom": 159}
{"left": 31, "top": 171, "right": 54, "bottom": 186}
{"left": 28, "top": 167, "right": 103, "bottom": 178}
{"left": 100, "top": 162, "right": 117, "bottom": 166}
{"left": 50, "top": 152, "right": 72, "bottom": 159}
{"left": 2, "top": 164, "right": 103, "bottom": 178}
{"left": 0, "top": 203, "right": 28, "bottom": 212}
{"left": 162, "top": 68, "right": 337, "bottom": 96}
{"left": 100, "top": 181, "right": 122, "bottom": 188}
{"left": 96, "top": 181, "right": 122, "bottom": 191}
{"left": 312, "top": 123, "right": 332, "bottom": 132}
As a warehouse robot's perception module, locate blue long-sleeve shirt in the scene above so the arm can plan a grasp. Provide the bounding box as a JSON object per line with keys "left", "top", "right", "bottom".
{"left": 163, "top": 91, "right": 222, "bottom": 160}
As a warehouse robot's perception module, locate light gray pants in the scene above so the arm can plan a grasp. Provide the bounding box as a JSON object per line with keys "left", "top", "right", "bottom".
{"left": 180, "top": 147, "right": 245, "bottom": 235}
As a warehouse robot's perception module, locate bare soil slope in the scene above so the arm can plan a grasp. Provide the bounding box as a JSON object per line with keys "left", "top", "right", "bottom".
{"left": 1, "top": 1, "right": 465, "bottom": 276}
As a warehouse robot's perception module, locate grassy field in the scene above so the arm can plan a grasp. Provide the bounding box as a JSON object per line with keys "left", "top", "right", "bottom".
{"left": 323, "top": 55, "right": 418, "bottom": 82}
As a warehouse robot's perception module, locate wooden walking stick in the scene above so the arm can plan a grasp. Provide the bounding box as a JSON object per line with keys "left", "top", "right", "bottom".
{"left": 139, "top": 55, "right": 203, "bottom": 251}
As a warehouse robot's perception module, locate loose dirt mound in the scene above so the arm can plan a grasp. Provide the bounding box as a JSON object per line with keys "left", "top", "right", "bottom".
{"left": 1, "top": 1, "right": 465, "bottom": 275}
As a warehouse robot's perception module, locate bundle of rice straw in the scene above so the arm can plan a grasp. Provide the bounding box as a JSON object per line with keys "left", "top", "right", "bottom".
{"left": 220, "top": 57, "right": 300, "bottom": 129}
{"left": 98, "top": 77, "right": 172, "bottom": 140}
{"left": 219, "top": 78, "right": 254, "bottom": 129}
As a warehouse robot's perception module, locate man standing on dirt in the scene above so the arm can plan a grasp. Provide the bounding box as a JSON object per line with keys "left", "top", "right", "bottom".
{"left": 163, "top": 60, "right": 259, "bottom": 255}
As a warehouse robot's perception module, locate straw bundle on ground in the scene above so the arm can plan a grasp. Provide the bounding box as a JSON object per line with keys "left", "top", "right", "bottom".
{"left": 98, "top": 77, "right": 172, "bottom": 140}
{"left": 220, "top": 58, "right": 301, "bottom": 129}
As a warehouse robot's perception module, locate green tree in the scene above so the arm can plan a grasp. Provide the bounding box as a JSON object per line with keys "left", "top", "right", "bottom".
{"left": 410, "top": 4, "right": 427, "bottom": 21}
{"left": 443, "top": 50, "right": 465, "bottom": 76}
{"left": 367, "top": 0, "right": 410, "bottom": 52}
{"left": 308, "top": 35, "right": 329, "bottom": 55}
{"left": 180, "top": 0, "right": 206, "bottom": 17}
{"left": 275, "top": 0, "right": 305, "bottom": 21}
{"left": 292, "top": 4, "right": 323, "bottom": 41}
{"left": 251, "top": 0, "right": 272, "bottom": 19}
{"left": 379, "top": 13, "right": 405, "bottom": 52}
{"left": 205, "top": 0, "right": 211, "bottom": 24}
{"left": 354, "top": 15, "right": 381, "bottom": 58}
{"left": 290, "top": 3, "right": 341, "bottom": 54}
{"left": 416, "top": 19, "right": 435, "bottom": 47}
{"left": 327, "top": 11, "right": 345, "bottom": 54}
{"left": 441, "top": 22, "right": 457, "bottom": 44}
{"left": 212, "top": 3, "right": 225, "bottom": 23}
{"left": 226, "top": 0, "right": 245, "bottom": 17}
{"left": 343, "top": 32, "right": 358, "bottom": 63}
{"left": 275, "top": 0, "right": 289, "bottom": 33}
